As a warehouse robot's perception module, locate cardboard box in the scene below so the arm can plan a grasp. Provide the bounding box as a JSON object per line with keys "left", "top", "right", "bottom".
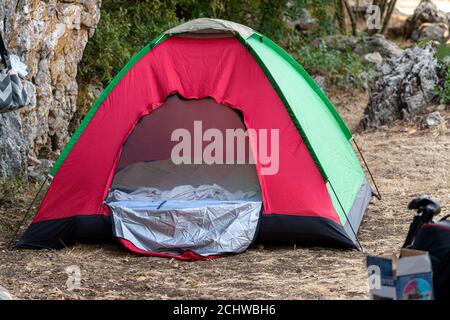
{"left": 366, "top": 249, "right": 434, "bottom": 300}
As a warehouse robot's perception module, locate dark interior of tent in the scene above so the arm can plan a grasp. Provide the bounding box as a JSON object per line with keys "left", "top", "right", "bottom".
{"left": 105, "top": 95, "right": 263, "bottom": 256}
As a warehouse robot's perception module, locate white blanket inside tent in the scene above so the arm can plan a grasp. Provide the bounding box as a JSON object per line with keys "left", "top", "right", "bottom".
{"left": 111, "top": 160, "right": 261, "bottom": 192}
{"left": 107, "top": 184, "right": 259, "bottom": 202}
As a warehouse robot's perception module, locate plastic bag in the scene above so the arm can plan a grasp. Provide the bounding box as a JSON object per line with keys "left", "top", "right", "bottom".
{"left": 9, "top": 54, "right": 28, "bottom": 77}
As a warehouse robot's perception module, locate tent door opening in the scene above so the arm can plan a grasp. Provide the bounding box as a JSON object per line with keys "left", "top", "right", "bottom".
{"left": 106, "top": 95, "right": 262, "bottom": 256}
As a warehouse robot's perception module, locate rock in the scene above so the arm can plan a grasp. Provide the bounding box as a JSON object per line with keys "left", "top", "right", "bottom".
{"left": 0, "top": 113, "right": 28, "bottom": 180}
{"left": 361, "top": 42, "right": 439, "bottom": 129}
{"left": 294, "top": 9, "right": 318, "bottom": 35}
{"left": 421, "top": 111, "right": 445, "bottom": 129}
{"left": 312, "top": 35, "right": 357, "bottom": 53}
{"left": 437, "top": 104, "right": 447, "bottom": 111}
{"left": 408, "top": 0, "right": 448, "bottom": 26}
{"left": 285, "top": 3, "right": 318, "bottom": 35}
{"left": 361, "top": 34, "right": 404, "bottom": 58}
{"left": 28, "top": 159, "right": 54, "bottom": 182}
{"left": 364, "top": 52, "right": 383, "bottom": 65}
{"left": 27, "top": 155, "right": 41, "bottom": 166}
{"left": 312, "top": 75, "right": 326, "bottom": 94}
{"left": 86, "top": 83, "right": 103, "bottom": 102}
{"left": 415, "top": 22, "right": 449, "bottom": 42}
{"left": 405, "top": 0, "right": 449, "bottom": 42}
{"left": 0, "top": 0, "right": 102, "bottom": 179}
{"left": 316, "top": 34, "right": 403, "bottom": 59}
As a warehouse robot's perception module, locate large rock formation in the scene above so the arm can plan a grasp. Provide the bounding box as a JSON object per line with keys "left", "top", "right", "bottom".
{"left": 360, "top": 42, "right": 439, "bottom": 129}
{"left": 405, "top": 0, "right": 449, "bottom": 43}
{"left": 0, "top": 0, "right": 101, "bottom": 179}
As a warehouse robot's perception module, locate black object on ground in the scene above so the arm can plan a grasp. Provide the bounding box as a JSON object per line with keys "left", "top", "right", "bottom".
{"left": 403, "top": 195, "right": 450, "bottom": 300}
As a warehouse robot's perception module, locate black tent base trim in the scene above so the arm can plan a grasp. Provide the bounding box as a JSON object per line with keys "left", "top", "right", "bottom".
{"left": 17, "top": 178, "right": 372, "bottom": 252}
{"left": 255, "top": 215, "right": 355, "bottom": 248}
{"left": 17, "top": 214, "right": 358, "bottom": 252}
{"left": 17, "top": 215, "right": 115, "bottom": 249}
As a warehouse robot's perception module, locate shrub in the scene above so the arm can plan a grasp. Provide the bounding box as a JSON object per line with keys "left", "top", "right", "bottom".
{"left": 435, "top": 44, "right": 450, "bottom": 105}
{"left": 79, "top": 0, "right": 181, "bottom": 84}
{"left": 0, "top": 177, "right": 26, "bottom": 205}
{"left": 289, "top": 38, "right": 375, "bottom": 88}
{"left": 436, "top": 59, "right": 450, "bottom": 105}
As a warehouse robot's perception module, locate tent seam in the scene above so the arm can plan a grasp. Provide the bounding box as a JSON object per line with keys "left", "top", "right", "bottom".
{"left": 237, "top": 34, "right": 328, "bottom": 181}
{"left": 254, "top": 34, "right": 353, "bottom": 140}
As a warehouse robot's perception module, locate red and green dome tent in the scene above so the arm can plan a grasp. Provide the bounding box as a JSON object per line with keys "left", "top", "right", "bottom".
{"left": 18, "top": 19, "right": 374, "bottom": 260}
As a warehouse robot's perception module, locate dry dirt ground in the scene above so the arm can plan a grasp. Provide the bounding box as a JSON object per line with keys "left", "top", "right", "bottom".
{"left": 0, "top": 89, "right": 449, "bottom": 300}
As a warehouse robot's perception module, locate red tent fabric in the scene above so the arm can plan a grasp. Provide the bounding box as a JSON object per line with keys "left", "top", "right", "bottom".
{"left": 35, "top": 37, "right": 338, "bottom": 224}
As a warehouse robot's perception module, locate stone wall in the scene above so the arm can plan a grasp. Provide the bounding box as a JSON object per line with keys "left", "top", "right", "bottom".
{"left": 0, "top": 0, "right": 101, "bottom": 179}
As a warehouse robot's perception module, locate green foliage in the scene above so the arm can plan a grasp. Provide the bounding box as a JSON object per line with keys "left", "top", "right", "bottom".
{"left": 434, "top": 44, "right": 450, "bottom": 105}
{"left": 436, "top": 43, "right": 450, "bottom": 62}
{"left": 299, "top": 0, "right": 336, "bottom": 35}
{"left": 256, "top": 0, "right": 288, "bottom": 40}
{"left": 289, "top": 37, "right": 374, "bottom": 88}
{"left": 79, "top": 0, "right": 369, "bottom": 90}
{"left": 0, "top": 177, "right": 26, "bottom": 205}
{"left": 79, "top": 0, "right": 181, "bottom": 83}
{"left": 436, "top": 59, "right": 450, "bottom": 105}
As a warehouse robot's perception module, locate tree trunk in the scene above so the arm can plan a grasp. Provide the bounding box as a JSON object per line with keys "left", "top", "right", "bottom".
{"left": 336, "top": 0, "right": 346, "bottom": 33}
{"left": 381, "top": 0, "right": 397, "bottom": 34}
{"left": 343, "top": 0, "right": 357, "bottom": 36}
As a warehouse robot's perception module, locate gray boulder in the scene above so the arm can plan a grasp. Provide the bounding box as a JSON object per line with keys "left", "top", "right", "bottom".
{"left": 315, "top": 34, "right": 403, "bottom": 59}
{"left": 361, "top": 34, "right": 404, "bottom": 58}
{"left": 405, "top": 0, "right": 449, "bottom": 43}
{"left": 421, "top": 111, "right": 445, "bottom": 129}
{"left": 285, "top": 5, "right": 318, "bottom": 36}
{"left": 361, "top": 42, "right": 439, "bottom": 129}
{"left": 294, "top": 9, "right": 318, "bottom": 35}
{"left": 415, "top": 22, "right": 449, "bottom": 42}
{"left": 28, "top": 158, "right": 54, "bottom": 182}
{"left": 364, "top": 52, "right": 383, "bottom": 65}
{"left": 0, "top": 112, "right": 28, "bottom": 180}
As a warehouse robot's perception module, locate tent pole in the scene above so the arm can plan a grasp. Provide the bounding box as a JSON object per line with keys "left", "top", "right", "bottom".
{"left": 7, "top": 175, "right": 49, "bottom": 250}
{"left": 351, "top": 137, "right": 381, "bottom": 200}
{"left": 328, "top": 181, "right": 365, "bottom": 252}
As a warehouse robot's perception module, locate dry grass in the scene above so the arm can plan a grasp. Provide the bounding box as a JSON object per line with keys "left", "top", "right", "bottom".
{"left": 0, "top": 89, "right": 449, "bottom": 300}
